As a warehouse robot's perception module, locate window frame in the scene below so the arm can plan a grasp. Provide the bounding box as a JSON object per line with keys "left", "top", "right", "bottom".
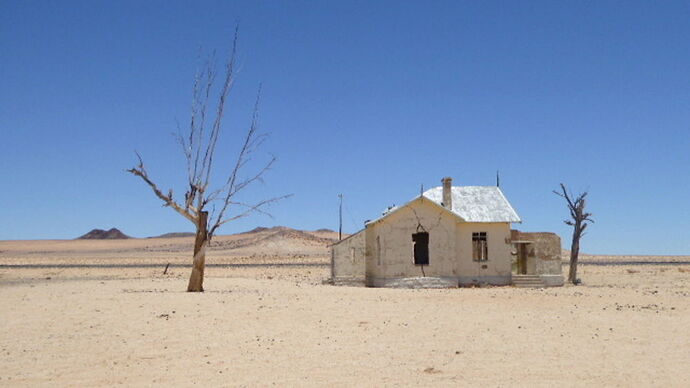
{"left": 472, "top": 232, "right": 488, "bottom": 262}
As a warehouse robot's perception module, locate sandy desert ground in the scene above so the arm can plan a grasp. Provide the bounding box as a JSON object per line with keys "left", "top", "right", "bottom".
{"left": 1, "top": 227, "right": 689, "bottom": 387}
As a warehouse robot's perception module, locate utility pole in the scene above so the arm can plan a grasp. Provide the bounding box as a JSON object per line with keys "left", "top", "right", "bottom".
{"left": 338, "top": 194, "right": 343, "bottom": 241}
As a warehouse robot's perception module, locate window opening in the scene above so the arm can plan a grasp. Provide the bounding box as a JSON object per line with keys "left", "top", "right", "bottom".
{"left": 472, "top": 232, "right": 488, "bottom": 261}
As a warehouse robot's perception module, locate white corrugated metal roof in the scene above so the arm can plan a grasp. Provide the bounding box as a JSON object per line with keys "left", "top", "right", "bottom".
{"left": 422, "top": 186, "right": 521, "bottom": 223}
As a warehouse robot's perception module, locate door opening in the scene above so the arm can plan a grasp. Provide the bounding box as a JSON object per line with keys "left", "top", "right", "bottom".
{"left": 412, "top": 232, "right": 429, "bottom": 266}
{"left": 514, "top": 242, "right": 530, "bottom": 275}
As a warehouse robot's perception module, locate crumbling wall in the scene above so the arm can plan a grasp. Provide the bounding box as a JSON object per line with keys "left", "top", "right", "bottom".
{"left": 331, "top": 230, "right": 366, "bottom": 284}
{"left": 511, "top": 230, "right": 563, "bottom": 286}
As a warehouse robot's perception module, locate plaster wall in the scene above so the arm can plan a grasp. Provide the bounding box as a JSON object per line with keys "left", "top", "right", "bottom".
{"left": 455, "top": 222, "right": 512, "bottom": 285}
{"left": 331, "top": 230, "right": 366, "bottom": 283}
{"left": 365, "top": 199, "right": 456, "bottom": 285}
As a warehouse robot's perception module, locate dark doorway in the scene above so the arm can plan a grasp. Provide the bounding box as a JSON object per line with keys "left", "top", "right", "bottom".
{"left": 516, "top": 243, "right": 529, "bottom": 274}
{"left": 412, "top": 232, "right": 429, "bottom": 265}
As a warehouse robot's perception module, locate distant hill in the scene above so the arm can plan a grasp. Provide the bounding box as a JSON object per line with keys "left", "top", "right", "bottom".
{"left": 150, "top": 232, "right": 196, "bottom": 239}
{"left": 207, "top": 225, "right": 338, "bottom": 251}
{"left": 243, "top": 226, "right": 291, "bottom": 234}
{"left": 77, "top": 228, "right": 130, "bottom": 240}
{"left": 240, "top": 226, "right": 336, "bottom": 240}
{"left": 243, "top": 226, "right": 337, "bottom": 235}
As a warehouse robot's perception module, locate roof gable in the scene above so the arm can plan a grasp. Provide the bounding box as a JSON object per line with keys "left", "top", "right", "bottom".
{"left": 366, "top": 195, "right": 461, "bottom": 226}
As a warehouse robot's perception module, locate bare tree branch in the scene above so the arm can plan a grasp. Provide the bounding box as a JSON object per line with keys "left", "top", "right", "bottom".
{"left": 210, "top": 194, "right": 292, "bottom": 236}
{"left": 207, "top": 86, "right": 267, "bottom": 234}
{"left": 126, "top": 152, "right": 197, "bottom": 224}
{"left": 201, "top": 26, "right": 238, "bottom": 191}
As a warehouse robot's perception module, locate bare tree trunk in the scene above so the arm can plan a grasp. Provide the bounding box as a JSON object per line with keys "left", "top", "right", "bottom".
{"left": 568, "top": 225, "right": 580, "bottom": 284}
{"left": 187, "top": 211, "right": 208, "bottom": 292}
{"left": 554, "top": 184, "right": 592, "bottom": 286}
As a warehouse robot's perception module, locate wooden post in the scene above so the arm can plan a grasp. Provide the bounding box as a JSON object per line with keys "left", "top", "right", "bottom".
{"left": 187, "top": 211, "right": 208, "bottom": 292}
{"left": 338, "top": 194, "right": 343, "bottom": 241}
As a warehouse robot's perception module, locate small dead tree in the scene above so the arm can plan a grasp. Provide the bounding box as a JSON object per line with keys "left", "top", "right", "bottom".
{"left": 128, "top": 30, "right": 289, "bottom": 292}
{"left": 554, "top": 183, "right": 593, "bottom": 285}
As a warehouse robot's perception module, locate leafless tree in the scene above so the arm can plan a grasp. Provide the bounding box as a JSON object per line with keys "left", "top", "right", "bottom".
{"left": 128, "top": 30, "right": 289, "bottom": 292}
{"left": 554, "top": 183, "right": 593, "bottom": 285}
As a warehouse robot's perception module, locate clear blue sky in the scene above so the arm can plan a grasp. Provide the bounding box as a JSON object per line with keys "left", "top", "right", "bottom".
{"left": 1, "top": 1, "right": 689, "bottom": 254}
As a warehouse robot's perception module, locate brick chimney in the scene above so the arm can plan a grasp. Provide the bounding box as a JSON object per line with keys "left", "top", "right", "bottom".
{"left": 441, "top": 177, "right": 453, "bottom": 209}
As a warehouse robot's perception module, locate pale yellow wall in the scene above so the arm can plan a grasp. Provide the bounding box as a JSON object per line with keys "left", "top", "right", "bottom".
{"left": 331, "top": 230, "right": 366, "bottom": 282}
{"left": 455, "top": 222, "right": 512, "bottom": 281}
{"left": 364, "top": 198, "right": 513, "bottom": 285}
{"left": 366, "top": 199, "right": 457, "bottom": 281}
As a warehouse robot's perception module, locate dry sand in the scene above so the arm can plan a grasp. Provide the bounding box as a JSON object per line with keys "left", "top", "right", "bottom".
{"left": 1, "top": 229, "right": 689, "bottom": 387}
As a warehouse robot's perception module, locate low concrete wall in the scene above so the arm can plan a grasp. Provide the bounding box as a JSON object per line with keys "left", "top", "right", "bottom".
{"left": 331, "top": 230, "right": 366, "bottom": 284}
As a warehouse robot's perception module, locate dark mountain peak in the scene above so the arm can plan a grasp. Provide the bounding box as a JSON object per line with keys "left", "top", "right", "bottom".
{"left": 77, "top": 228, "right": 130, "bottom": 240}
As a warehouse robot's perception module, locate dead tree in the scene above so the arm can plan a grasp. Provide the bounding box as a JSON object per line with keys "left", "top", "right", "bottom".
{"left": 554, "top": 183, "right": 593, "bottom": 285}
{"left": 128, "top": 30, "right": 289, "bottom": 292}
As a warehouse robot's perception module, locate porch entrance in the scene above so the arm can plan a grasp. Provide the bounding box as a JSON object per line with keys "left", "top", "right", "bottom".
{"left": 513, "top": 241, "right": 531, "bottom": 275}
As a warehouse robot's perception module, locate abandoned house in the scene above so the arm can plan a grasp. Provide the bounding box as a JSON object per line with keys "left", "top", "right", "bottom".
{"left": 331, "top": 177, "right": 564, "bottom": 288}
